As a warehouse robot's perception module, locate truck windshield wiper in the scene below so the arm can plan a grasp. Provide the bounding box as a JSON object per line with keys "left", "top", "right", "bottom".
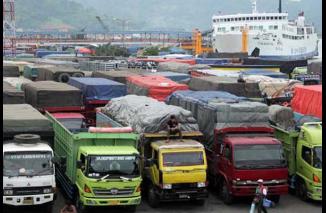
{"left": 119, "top": 176, "right": 132, "bottom": 181}
{"left": 98, "top": 174, "right": 110, "bottom": 182}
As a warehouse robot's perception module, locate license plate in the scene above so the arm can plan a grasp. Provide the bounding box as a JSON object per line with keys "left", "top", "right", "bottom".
{"left": 110, "top": 200, "right": 119, "bottom": 205}
{"left": 179, "top": 194, "right": 189, "bottom": 199}
{"left": 23, "top": 197, "right": 34, "bottom": 205}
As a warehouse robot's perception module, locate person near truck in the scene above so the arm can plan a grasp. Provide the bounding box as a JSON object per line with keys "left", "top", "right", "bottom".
{"left": 60, "top": 199, "right": 77, "bottom": 213}
{"left": 253, "top": 179, "right": 268, "bottom": 213}
{"left": 166, "top": 115, "right": 182, "bottom": 142}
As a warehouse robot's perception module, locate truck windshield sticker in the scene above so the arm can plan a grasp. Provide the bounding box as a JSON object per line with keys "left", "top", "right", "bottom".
{"left": 95, "top": 156, "right": 136, "bottom": 161}
{"left": 5, "top": 154, "right": 51, "bottom": 159}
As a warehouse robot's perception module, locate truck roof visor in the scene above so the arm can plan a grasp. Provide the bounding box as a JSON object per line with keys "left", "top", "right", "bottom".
{"left": 13, "top": 134, "right": 41, "bottom": 144}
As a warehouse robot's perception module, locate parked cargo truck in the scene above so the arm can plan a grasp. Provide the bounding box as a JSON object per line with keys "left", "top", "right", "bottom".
{"left": 272, "top": 122, "right": 322, "bottom": 201}
{"left": 3, "top": 134, "right": 56, "bottom": 213}
{"left": 96, "top": 110, "right": 209, "bottom": 208}
{"left": 46, "top": 112, "right": 142, "bottom": 213}
{"left": 206, "top": 127, "right": 289, "bottom": 204}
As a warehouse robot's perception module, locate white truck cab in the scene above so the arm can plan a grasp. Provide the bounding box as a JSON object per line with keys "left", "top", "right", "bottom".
{"left": 3, "top": 135, "right": 56, "bottom": 212}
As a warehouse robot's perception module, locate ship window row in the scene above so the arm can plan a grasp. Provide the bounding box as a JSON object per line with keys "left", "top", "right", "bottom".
{"left": 213, "top": 16, "right": 286, "bottom": 23}
{"left": 283, "top": 34, "right": 305, "bottom": 40}
{"left": 222, "top": 25, "right": 278, "bottom": 31}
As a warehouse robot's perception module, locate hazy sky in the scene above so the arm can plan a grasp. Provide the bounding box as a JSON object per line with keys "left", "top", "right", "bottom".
{"left": 73, "top": 0, "right": 322, "bottom": 33}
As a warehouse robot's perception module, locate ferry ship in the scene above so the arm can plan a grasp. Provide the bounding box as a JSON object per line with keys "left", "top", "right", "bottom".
{"left": 211, "top": 0, "right": 319, "bottom": 60}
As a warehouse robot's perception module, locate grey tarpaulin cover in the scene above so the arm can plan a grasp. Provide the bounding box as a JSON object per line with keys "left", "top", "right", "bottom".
{"left": 3, "top": 81, "right": 25, "bottom": 104}
{"left": 268, "top": 105, "right": 295, "bottom": 130}
{"left": 157, "top": 62, "right": 190, "bottom": 74}
{"left": 91, "top": 71, "right": 141, "bottom": 84}
{"left": 23, "top": 81, "right": 83, "bottom": 108}
{"left": 166, "top": 90, "right": 269, "bottom": 147}
{"left": 3, "top": 77, "right": 33, "bottom": 91}
{"left": 3, "top": 65, "right": 20, "bottom": 77}
{"left": 101, "top": 95, "right": 199, "bottom": 134}
{"left": 188, "top": 76, "right": 261, "bottom": 98}
{"left": 37, "top": 66, "right": 85, "bottom": 82}
{"left": 3, "top": 104, "right": 53, "bottom": 138}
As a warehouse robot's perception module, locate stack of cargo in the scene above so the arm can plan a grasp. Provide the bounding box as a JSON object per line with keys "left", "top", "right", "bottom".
{"left": 3, "top": 64, "right": 20, "bottom": 77}
{"left": 79, "top": 60, "right": 128, "bottom": 71}
{"left": 23, "top": 64, "right": 55, "bottom": 80}
{"left": 157, "top": 61, "right": 190, "bottom": 73}
{"left": 3, "top": 104, "right": 53, "bottom": 141}
{"left": 68, "top": 77, "right": 127, "bottom": 103}
{"left": 127, "top": 75, "right": 189, "bottom": 101}
{"left": 3, "top": 81, "right": 25, "bottom": 104}
{"left": 101, "top": 95, "right": 199, "bottom": 134}
{"left": 36, "top": 66, "right": 85, "bottom": 83}
{"left": 23, "top": 81, "right": 83, "bottom": 111}
{"left": 188, "top": 76, "right": 261, "bottom": 98}
{"left": 92, "top": 70, "right": 142, "bottom": 84}
{"left": 166, "top": 90, "right": 269, "bottom": 146}
{"left": 291, "top": 85, "right": 322, "bottom": 119}
{"left": 243, "top": 75, "right": 303, "bottom": 98}
{"left": 3, "top": 77, "right": 33, "bottom": 91}
{"left": 143, "top": 71, "right": 190, "bottom": 83}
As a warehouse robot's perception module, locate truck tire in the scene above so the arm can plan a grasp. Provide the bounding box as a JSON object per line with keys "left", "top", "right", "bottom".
{"left": 296, "top": 179, "right": 308, "bottom": 201}
{"left": 148, "top": 185, "right": 159, "bottom": 208}
{"left": 76, "top": 194, "right": 88, "bottom": 213}
{"left": 220, "top": 180, "right": 233, "bottom": 205}
{"left": 269, "top": 195, "right": 280, "bottom": 203}
{"left": 14, "top": 134, "right": 41, "bottom": 143}
{"left": 58, "top": 73, "right": 70, "bottom": 83}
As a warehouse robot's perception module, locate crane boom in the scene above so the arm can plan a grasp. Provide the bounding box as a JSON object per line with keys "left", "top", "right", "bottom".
{"left": 96, "top": 16, "right": 109, "bottom": 31}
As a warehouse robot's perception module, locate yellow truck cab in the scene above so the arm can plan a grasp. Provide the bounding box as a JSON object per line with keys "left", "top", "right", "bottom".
{"left": 141, "top": 133, "right": 208, "bottom": 208}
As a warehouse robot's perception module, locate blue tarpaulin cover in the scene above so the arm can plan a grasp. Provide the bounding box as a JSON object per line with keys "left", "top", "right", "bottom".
{"left": 144, "top": 71, "right": 190, "bottom": 82}
{"left": 68, "top": 77, "right": 127, "bottom": 102}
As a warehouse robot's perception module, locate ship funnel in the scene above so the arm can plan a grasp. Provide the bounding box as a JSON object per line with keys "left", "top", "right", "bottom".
{"left": 278, "top": 0, "right": 282, "bottom": 13}
{"left": 251, "top": 0, "right": 257, "bottom": 13}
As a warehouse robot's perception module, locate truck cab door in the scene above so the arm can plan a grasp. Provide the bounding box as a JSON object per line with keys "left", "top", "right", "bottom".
{"left": 76, "top": 153, "right": 87, "bottom": 189}
{"left": 297, "top": 144, "right": 313, "bottom": 182}
{"left": 220, "top": 144, "right": 233, "bottom": 180}
{"left": 149, "top": 150, "right": 160, "bottom": 186}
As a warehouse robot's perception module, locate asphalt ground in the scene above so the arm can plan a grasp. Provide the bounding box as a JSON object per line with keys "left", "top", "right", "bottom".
{"left": 3, "top": 187, "right": 322, "bottom": 213}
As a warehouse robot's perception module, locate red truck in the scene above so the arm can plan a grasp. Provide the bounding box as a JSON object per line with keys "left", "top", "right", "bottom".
{"left": 206, "top": 127, "right": 288, "bottom": 204}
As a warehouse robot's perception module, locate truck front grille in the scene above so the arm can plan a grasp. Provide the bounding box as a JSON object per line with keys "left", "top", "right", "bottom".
{"left": 93, "top": 188, "right": 135, "bottom": 196}
{"left": 13, "top": 186, "right": 49, "bottom": 195}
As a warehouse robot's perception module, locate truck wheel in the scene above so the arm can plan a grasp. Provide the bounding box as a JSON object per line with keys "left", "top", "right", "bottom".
{"left": 296, "top": 179, "right": 308, "bottom": 201}
{"left": 148, "top": 185, "right": 159, "bottom": 208}
{"left": 220, "top": 180, "right": 233, "bottom": 205}
{"left": 76, "top": 194, "right": 88, "bottom": 213}
{"left": 269, "top": 195, "right": 280, "bottom": 203}
{"left": 58, "top": 73, "right": 70, "bottom": 83}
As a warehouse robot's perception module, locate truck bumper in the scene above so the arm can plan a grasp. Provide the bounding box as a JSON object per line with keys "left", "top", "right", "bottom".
{"left": 231, "top": 184, "right": 288, "bottom": 197}
{"left": 3, "top": 193, "right": 55, "bottom": 206}
{"left": 80, "top": 195, "right": 141, "bottom": 206}
{"left": 157, "top": 188, "right": 208, "bottom": 201}
{"left": 307, "top": 186, "right": 322, "bottom": 201}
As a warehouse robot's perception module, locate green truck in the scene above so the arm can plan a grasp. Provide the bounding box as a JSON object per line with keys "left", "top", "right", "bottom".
{"left": 46, "top": 112, "right": 142, "bottom": 213}
{"left": 272, "top": 122, "right": 322, "bottom": 201}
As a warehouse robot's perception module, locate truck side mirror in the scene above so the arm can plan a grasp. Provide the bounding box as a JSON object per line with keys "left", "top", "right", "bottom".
{"left": 76, "top": 160, "right": 83, "bottom": 169}
{"left": 51, "top": 156, "right": 60, "bottom": 164}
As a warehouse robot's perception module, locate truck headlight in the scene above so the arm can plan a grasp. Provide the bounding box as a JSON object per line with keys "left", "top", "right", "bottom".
{"left": 43, "top": 188, "right": 53, "bottom": 194}
{"left": 162, "top": 184, "right": 172, "bottom": 189}
{"left": 4, "top": 189, "right": 13, "bottom": 195}
{"left": 197, "top": 182, "right": 206, "bottom": 188}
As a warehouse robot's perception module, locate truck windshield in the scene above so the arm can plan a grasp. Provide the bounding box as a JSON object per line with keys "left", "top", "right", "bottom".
{"left": 58, "top": 118, "right": 84, "bottom": 129}
{"left": 162, "top": 152, "right": 204, "bottom": 167}
{"left": 313, "top": 147, "right": 322, "bottom": 169}
{"left": 4, "top": 151, "right": 53, "bottom": 177}
{"left": 88, "top": 155, "right": 139, "bottom": 178}
{"left": 234, "top": 144, "right": 286, "bottom": 169}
